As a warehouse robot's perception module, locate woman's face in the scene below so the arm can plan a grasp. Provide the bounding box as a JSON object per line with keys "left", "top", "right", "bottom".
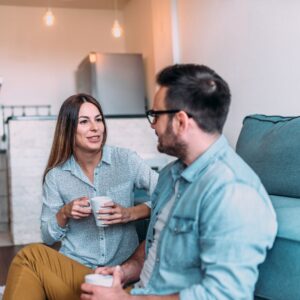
{"left": 74, "top": 102, "right": 105, "bottom": 154}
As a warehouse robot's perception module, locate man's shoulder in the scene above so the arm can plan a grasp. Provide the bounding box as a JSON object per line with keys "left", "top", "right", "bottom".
{"left": 215, "top": 146, "right": 262, "bottom": 186}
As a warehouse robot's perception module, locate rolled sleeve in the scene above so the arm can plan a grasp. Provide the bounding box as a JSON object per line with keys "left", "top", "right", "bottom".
{"left": 131, "top": 152, "right": 159, "bottom": 207}
{"left": 40, "top": 170, "right": 68, "bottom": 244}
{"left": 132, "top": 153, "right": 158, "bottom": 192}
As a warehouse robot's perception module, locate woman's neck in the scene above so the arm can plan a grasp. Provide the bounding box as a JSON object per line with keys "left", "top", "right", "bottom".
{"left": 74, "top": 148, "right": 102, "bottom": 182}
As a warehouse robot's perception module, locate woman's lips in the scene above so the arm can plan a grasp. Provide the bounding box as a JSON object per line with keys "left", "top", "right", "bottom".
{"left": 87, "top": 136, "right": 101, "bottom": 142}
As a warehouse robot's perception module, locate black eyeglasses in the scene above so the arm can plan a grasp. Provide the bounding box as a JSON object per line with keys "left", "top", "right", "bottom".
{"left": 146, "top": 109, "right": 192, "bottom": 125}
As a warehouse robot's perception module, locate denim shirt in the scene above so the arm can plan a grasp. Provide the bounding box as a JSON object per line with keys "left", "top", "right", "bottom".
{"left": 40, "top": 145, "right": 158, "bottom": 269}
{"left": 131, "top": 135, "right": 277, "bottom": 300}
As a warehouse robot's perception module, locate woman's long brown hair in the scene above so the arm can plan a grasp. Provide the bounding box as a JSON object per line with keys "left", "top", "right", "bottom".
{"left": 43, "top": 93, "right": 107, "bottom": 182}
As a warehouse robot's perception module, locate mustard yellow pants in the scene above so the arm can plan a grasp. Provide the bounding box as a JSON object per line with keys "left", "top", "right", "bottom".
{"left": 3, "top": 243, "right": 93, "bottom": 300}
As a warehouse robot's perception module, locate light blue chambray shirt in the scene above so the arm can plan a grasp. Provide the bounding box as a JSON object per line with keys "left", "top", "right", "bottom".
{"left": 131, "top": 135, "right": 277, "bottom": 300}
{"left": 40, "top": 145, "right": 158, "bottom": 269}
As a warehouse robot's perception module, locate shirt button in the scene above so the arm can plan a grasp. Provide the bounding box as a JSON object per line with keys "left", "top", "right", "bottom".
{"left": 102, "top": 254, "right": 105, "bottom": 257}
{"left": 177, "top": 194, "right": 181, "bottom": 198}
{"left": 174, "top": 227, "right": 178, "bottom": 233}
{"left": 100, "top": 237, "right": 104, "bottom": 240}
{"left": 156, "top": 257, "right": 160, "bottom": 263}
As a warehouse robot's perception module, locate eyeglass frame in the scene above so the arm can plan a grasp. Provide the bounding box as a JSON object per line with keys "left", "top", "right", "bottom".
{"left": 145, "top": 109, "right": 193, "bottom": 125}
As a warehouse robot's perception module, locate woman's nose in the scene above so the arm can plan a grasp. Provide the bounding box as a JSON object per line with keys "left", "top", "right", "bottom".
{"left": 90, "top": 121, "right": 98, "bottom": 131}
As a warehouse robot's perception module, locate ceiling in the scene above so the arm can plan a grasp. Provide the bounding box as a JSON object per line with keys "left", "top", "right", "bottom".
{"left": 0, "top": 0, "right": 130, "bottom": 10}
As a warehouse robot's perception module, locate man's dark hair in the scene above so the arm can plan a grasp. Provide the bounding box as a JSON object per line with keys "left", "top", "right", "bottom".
{"left": 156, "top": 64, "right": 231, "bottom": 133}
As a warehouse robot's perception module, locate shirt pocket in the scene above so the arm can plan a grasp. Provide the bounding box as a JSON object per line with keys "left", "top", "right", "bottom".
{"left": 162, "top": 217, "right": 200, "bottom": 267}
{"left": 107, "top": 182, "right": 133, "bottom": 207}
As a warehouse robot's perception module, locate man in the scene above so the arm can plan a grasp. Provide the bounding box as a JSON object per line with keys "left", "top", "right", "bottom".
{"left": 81, "top": 64, "right": 277, "bottom": 300}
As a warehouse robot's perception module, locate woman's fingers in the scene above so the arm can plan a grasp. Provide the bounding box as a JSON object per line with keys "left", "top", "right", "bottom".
{"left": 98, "top": 213, "right": 122, "bottom": 220}
{"left": 101, "top": 201, "right": 114, "bottom": 207}
{"left": 67, "top": 198, "right": 92, "bottom": 219}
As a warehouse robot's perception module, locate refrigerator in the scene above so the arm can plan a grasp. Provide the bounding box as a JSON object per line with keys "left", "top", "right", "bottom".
{"left": 76, "top": 52, "right": 147, "bottom": 116}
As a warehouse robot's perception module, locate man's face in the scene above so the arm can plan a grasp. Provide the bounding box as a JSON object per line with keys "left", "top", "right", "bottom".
{"left": 151, "top": 87, "right": 187, "bottom": 159}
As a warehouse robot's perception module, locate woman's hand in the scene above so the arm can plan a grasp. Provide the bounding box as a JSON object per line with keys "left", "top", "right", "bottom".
{"left": 97, "top": 202, "right": 131, "bottom": 224}
{"left": 56, "top": 197, "right": 92, "bottom": 227}
{"left": 98, "top": 202, "right": 150, "bottom": 225}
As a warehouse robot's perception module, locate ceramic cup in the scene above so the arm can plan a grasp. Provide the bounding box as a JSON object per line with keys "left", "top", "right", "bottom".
{"left": 84, "top": 274, "right": 113, "bottom": 287}
{"left": 90, "top": 196, "right": 112, "bottom": 227}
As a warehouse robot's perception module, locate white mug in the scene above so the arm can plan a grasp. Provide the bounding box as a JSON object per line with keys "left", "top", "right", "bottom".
{"left": 84, "top": 274, "right": 113, "bottom": 287}
{"left": 90, "top": 196, "right": 112, "bottom": 227}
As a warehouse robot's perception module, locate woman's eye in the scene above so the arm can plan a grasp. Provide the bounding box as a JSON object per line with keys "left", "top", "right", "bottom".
{"left": 79, "top": 120, "right": 88, "bottom": 124}
{"left": 96, "top": 118, "right": 103, "bottom": 123}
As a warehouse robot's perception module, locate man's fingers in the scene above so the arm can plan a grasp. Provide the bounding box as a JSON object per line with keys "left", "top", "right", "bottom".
{"left": 81, "top": 283, "right": 93, "bottom": 294}
{"left": 94, "top": 266, "right": 114, "bottom": 275}
{"left": 112, "top": 265, "right": 123, "bottom": 287}
{"left": 80, "top": 293, "right": 91, "bottom": 300}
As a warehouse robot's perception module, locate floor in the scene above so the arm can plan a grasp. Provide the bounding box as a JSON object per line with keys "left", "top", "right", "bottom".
{"left": 0, "top": 222, "right": 12, "bottom": 247}
{"left": 0, "top": 244, "right": 25, "bottom": 285}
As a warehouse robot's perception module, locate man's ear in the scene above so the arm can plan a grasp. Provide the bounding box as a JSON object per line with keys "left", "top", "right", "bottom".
{"left": 173, "top": 111, "right": 190, "bottom": 134}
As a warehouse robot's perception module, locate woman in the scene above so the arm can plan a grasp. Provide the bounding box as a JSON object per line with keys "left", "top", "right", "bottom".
{"left": 3, "top": 93, "right": 158, "bottom": 300}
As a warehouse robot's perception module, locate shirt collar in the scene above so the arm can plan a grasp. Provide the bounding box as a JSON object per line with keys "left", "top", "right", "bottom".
{"left": 61, "top": 145, "right": 112, "bottom": 172}
{"left": 171, "top": 135, "right": 228, "bottom": 183}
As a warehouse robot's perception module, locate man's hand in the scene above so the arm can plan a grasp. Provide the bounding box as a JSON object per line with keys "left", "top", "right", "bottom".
{"left": 94, "top": 265, "right": 126, "bottom": 285}
{"left": 81, "top": 266, "right": 131, "bottom": 300}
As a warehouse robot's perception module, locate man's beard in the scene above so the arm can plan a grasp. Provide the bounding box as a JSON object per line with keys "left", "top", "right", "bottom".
{"left": 157, "top": 120, "right": 187, "bottom": 160}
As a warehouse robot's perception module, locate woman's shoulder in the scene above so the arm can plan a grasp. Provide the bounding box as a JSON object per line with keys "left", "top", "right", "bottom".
{"left": 105, "top": 145, "right": 137, "bottom": 159}
{"left": 104, "top": 145, "right": 145, "bottom": 166}
{"left": 44, "top": 159, "right": 71, "bottom": 180}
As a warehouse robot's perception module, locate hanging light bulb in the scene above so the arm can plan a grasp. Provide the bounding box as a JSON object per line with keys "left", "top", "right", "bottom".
{"left": 89, "top": 52, "right": 97, "bottom": 63}
{"left": 111, "top": 0, "right": 123, "bottom": 38}
{"left": 43, "top": 8, "right": 55, "bottom": 27}
{"left": 111, "top": 20, "right": 123, "bottom": 38}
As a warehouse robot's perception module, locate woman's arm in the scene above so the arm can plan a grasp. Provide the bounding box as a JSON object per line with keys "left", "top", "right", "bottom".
{"left": 98, "top": 202, "right": 150, "bottom": 225}
{"left": 41, "top": 170, "right": 92, "bottom": 243}
{"left": 56, "top": 196, "right": 91, "bottom": 227}
{"left": 41, "top": 170, "right": 68, "bottom": 244}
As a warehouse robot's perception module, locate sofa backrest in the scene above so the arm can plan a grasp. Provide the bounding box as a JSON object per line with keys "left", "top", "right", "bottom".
{"left": 236, "top": 114, "right": 300, "bottom": 198}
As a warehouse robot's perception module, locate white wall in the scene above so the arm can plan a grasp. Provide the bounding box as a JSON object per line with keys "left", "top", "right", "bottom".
{"left": 0, "top": 5, "right": 125, "bottom": 120}
{"left": 151, "top": 0, "right": 174, "bottom": 77}
{"left": 124, "top": 0, "right": 173, "bottom": 106}
{"left": 177, "top": 0, "right": 300, "bottom": 146}
{"left": 124, "top": 0, "right": 156, "bottom": 105}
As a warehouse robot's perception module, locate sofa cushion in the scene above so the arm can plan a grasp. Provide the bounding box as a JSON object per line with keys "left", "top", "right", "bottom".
{"left": 255, "top": 237, "right": 300, "bottom": 300}
{"left": 236, "top": 114, "right": 300, "bottom": 198}
{"left": 270, "top": 195, "right": 300, "bottom": 242}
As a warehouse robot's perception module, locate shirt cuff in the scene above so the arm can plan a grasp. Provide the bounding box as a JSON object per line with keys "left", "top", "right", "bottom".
{"left": 48, "top": 217, "right": 68, "bottom": 240}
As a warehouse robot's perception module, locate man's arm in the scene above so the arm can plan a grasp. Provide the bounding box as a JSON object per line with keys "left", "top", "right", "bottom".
{"left": 81, "top": 265, "right": 179, "bottom": 300}
{"left": 87, "top": 241, "right": 179, "bottom": 300}
{"left": 121, "top": 240, "right": 146, "bottom": 284}
{"left": 94, "top": 240, "right": 146, "bottom": 285}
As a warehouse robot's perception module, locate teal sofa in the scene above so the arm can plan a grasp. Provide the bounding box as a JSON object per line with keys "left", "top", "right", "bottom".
{"left": 236, "top": 114, "right": 300, "bottom": 300}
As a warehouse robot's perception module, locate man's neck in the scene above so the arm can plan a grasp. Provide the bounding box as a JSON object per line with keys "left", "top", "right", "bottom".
{"left": 182, "top": 132, "right": 220, "bottom": 166}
